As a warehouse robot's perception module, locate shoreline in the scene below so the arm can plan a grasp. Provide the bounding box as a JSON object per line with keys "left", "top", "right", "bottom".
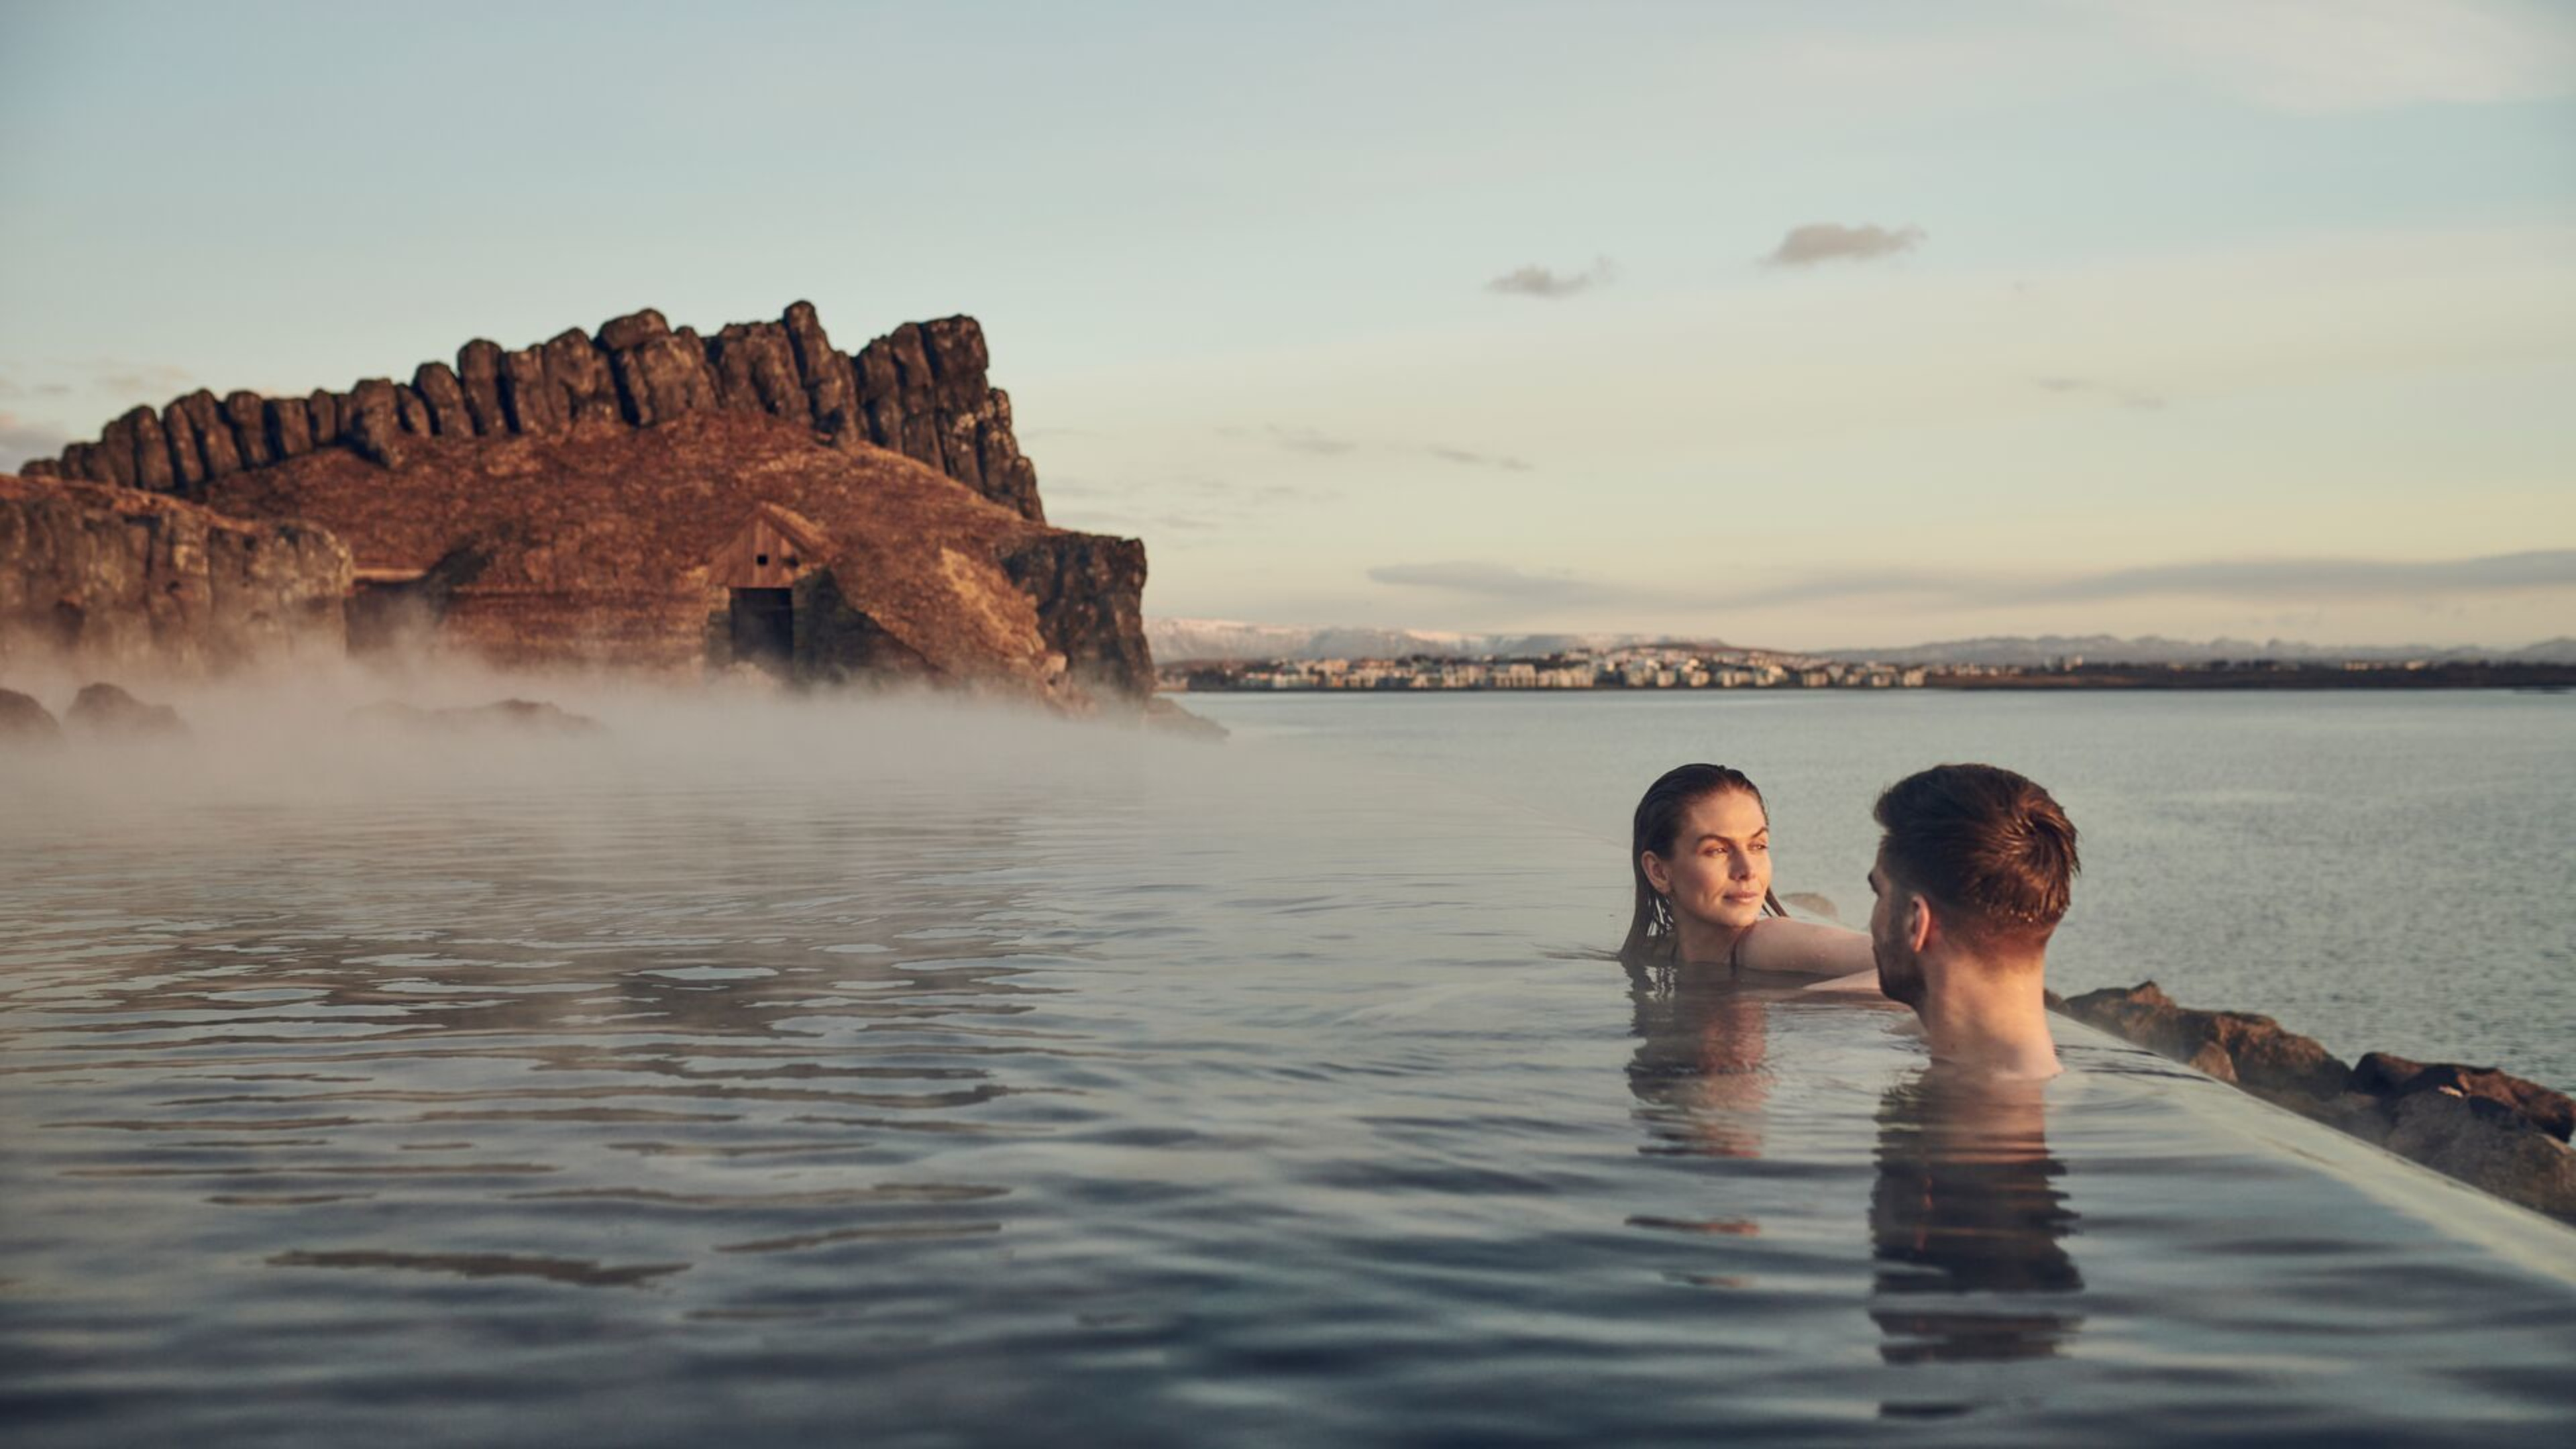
{"left": 1162, "top": 669, "right": 2575, "bottom": 695}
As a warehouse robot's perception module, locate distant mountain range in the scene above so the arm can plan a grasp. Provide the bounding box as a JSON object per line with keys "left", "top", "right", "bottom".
{"left": 1145, "top": 619, "right": 2576, "bottom": 667}
{"left": 1146, "top": 619, "right": 1667, "bottom": 662}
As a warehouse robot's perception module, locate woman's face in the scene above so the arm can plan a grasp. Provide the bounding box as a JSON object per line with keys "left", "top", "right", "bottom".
{"left": 1644, "top": 788, "right": 1773, "bottom": 934}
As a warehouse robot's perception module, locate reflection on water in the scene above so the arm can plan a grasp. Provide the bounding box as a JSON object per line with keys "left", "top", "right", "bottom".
{"left": 1623, "top": 967, "right": 2090, "bottom": 1419}
{"left": 7, "top": 701, "right": 2576, "bottom": 1448}
{"left": 1623, "top": 967, "right": 1772, "bottom": 1162}
{"left": 1869, "top": 1070, "right": 2085, "bottom": 1373}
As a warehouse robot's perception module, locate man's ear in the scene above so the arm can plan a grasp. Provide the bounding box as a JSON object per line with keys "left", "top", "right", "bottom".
{"left": 1904, "top": 894, "right": 1933, "bottom": 952}
{"left": 1642, "top": 852, "right": 1671, "bottom": 894}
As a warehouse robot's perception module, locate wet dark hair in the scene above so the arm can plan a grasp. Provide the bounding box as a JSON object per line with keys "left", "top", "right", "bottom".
{"left": 1873, "top": 763, "right": 2079, "bottom": 945}
{"left": 1621, "top": 763, "right": 1788, "bottom": 965}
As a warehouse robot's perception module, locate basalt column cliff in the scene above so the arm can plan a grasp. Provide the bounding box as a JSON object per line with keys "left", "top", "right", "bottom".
{"left": 13, "top": 303, "right": 1152, "bottom": 705}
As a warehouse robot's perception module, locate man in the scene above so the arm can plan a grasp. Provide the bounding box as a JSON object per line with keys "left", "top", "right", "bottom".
{"left": 1865, "top": 763, "right": 2080, "bottom": 1079}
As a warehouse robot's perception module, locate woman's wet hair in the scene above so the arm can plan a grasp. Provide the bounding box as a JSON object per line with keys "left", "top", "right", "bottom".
{"left": 1873, "top": 763, "right": 2080, "bottom": 945}
{"left": 1621, "top": 763, "right": 1788, "bottom": 965}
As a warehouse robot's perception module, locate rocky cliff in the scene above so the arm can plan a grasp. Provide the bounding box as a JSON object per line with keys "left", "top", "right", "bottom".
{"left": 195, "top": 406, "right": 1134, "bottom": 704}
{"left": 0, "top": 474, "right": 350, "bottom": 676}
{"left": 23, "top": 304, "right": 1045, "bottom": 525}
{"left": 17, "top": 303, "right": 1152, "bottom": 705}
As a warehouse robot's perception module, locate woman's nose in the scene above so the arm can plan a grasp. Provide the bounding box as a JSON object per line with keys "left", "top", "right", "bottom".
{"left": 1727, "top": 851, "right": 1752, "bottom": 879}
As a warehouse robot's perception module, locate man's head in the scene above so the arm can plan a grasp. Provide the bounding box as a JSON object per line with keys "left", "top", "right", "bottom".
{"left": 1866, "top": 764, "right": 2080, "bottom": 1006}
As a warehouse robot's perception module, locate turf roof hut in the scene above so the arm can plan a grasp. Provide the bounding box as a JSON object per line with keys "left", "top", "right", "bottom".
{"left": 708, "top": 502, "right": 833, "bottom": 669}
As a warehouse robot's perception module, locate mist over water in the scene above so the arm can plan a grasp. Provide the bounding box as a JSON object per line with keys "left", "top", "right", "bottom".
{"left": 5, "top": 682, "right": 2574, "bottom": 1445}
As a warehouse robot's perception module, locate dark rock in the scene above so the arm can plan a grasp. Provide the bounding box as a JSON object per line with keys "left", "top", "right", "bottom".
{"left": 594, "top": 309, "right": 669, "bottom": 352}
{"left": 2313, "top": 1091, "right": 2397, "bottom": 1145}
{"left": 394, "top": 384, "right": 433, "bottom": 437}
{"left": 305, "top": 390, "right": 341, "bottom": 453}
{"left": 2056, "top": 981, "right": 2576, "bottom": 1224}
{"left": 541, "top": 329, "right": 621, "bottom": 429}
{"left": 2056, "top": 981, "right": 2349, "bottom": 1104}
{"left": 884, "top": 323, "right": 936, "bottom": 396}
{"left": 68, "top": 443, "right": 109, "bottom": 483}
{"left": 861, "top": 394, "right": 904, "bottom": 453}
{"left": 224, "top": 391, "right": 274, "bottom": 467}
{"left": 938, "top": 411, "right": 985, "bottom": 495}
{"left": 611, "top": 329, "right": 720, "bottom": 425}
{"left": 2186, "top": 1040, "right": 2239, "bottom": 1083}
{"left": 897, "top": 411, "right": 945, "bottom": 472}
{"left": 968, "top": 397, "right": 1046, "bottom": 520}
{"left": 65, "top": 682, "right": 189, "bottom": 740}
{"left": 348, "top": 698, "right": 605, "bottom": 736}
{"left": 707, "top": 322, "right": 806, "bottom": 421}
{"left": 266, "top": 396, "right": 314, "bottom": 460}
{"left": 2382, "top": 1089, "right": 2576, "bottom": 1222}
{"left": 1, "top": 475, "right": 351, "bottom": 676}
{"left": 1000, "top": 532, "right": 1152, "bottom": 700}
{"left": 179, "top": 390, "right": 241, "bottom": 479}
{"left": 841, "top": 321, "right": 1046, "bottom": 518}
{"left": 2351, "top": 1053, "right": 2574, "bottom": 1142}
{"left": 853, "top": 335, "right": 900, "bottom": 402}
{"left": 95, "top": 413, "right": 143, "bottom": 488}
{"left": 162, "top": 401, "right": 207, "bottom": 492}
{"left": 413, "top": 362, "right": 472, "bottom": 437}
{"left": 19, "top": 458, "right": 58, "bottom": 478}
{"left": 123, "top": 407, "right": 175, "bottom": 492}
{"left": 500, "top": 346, "right": 562, "bottom": 436}
{"left": 919, "top": 316, "right": 991, "bottom": 407}
{"left": 342, "top": 379, "right": 407, "bottom": 467}
{"left": 0, "top": 688, "right": 62, "bottom": 746}
{"left": 782, "top": 301, "right": 860, "bottom": 441}
{"left": 706, "top": 324, "right": 759, "bottom": 412}
{"left": 455, "top": 339, "right": 507, "bottom": 435}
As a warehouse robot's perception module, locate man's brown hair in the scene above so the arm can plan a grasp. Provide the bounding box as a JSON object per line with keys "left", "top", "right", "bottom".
{"left": 1874, "top": 763, "right": 2080, "bottom": 943}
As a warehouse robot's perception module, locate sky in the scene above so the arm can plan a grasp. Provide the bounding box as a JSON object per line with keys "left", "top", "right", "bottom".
{"left": 2, "top": 0, "right": 2571, "bottom": 650}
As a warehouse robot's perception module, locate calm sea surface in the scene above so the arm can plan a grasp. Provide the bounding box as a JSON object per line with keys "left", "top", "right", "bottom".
{"left": 1187, "top": 688, "right": 2576, "bottom": 1093}
{"left": 3, "top": 690, "right": 2573, "bottom": 1446}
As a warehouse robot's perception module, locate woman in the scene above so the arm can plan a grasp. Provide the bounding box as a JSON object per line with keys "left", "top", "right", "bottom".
{"left": 1621, "top": 763, "right": 1879, "bottom": 988}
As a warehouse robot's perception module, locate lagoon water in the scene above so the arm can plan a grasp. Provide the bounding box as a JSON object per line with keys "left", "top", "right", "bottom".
{"left": 3, "top": 689, "right": 2573, "bottom": 1446}
{"left": 1190, "top": 688, "right": 2576, "bottom": 1093}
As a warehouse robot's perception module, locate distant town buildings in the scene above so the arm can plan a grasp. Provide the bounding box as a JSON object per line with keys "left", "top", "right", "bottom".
{"left": 1154, "top": 643, "right": 2575, "bottom": 695}
{"left": 1161, "top": 644, "right": 1928, "bottom": 693}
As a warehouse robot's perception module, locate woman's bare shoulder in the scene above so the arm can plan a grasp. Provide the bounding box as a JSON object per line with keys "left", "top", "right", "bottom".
{"left": 1738, "top": 917, "right": 1876, "bottom": 979}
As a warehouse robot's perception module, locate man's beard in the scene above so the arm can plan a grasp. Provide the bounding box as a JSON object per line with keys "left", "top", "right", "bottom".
{"left": 1876, "top": 945, "right": 1925, "bottom": 1008}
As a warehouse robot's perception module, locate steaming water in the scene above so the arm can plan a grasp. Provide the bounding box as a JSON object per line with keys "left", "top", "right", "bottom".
{"left": 4, "top": 691, "right": 2573, "bottom": 1446}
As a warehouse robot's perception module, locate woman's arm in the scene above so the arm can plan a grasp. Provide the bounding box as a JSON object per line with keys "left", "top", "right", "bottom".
{"left": 1736, "top": 918, "right": 1877, "bottom": 980}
